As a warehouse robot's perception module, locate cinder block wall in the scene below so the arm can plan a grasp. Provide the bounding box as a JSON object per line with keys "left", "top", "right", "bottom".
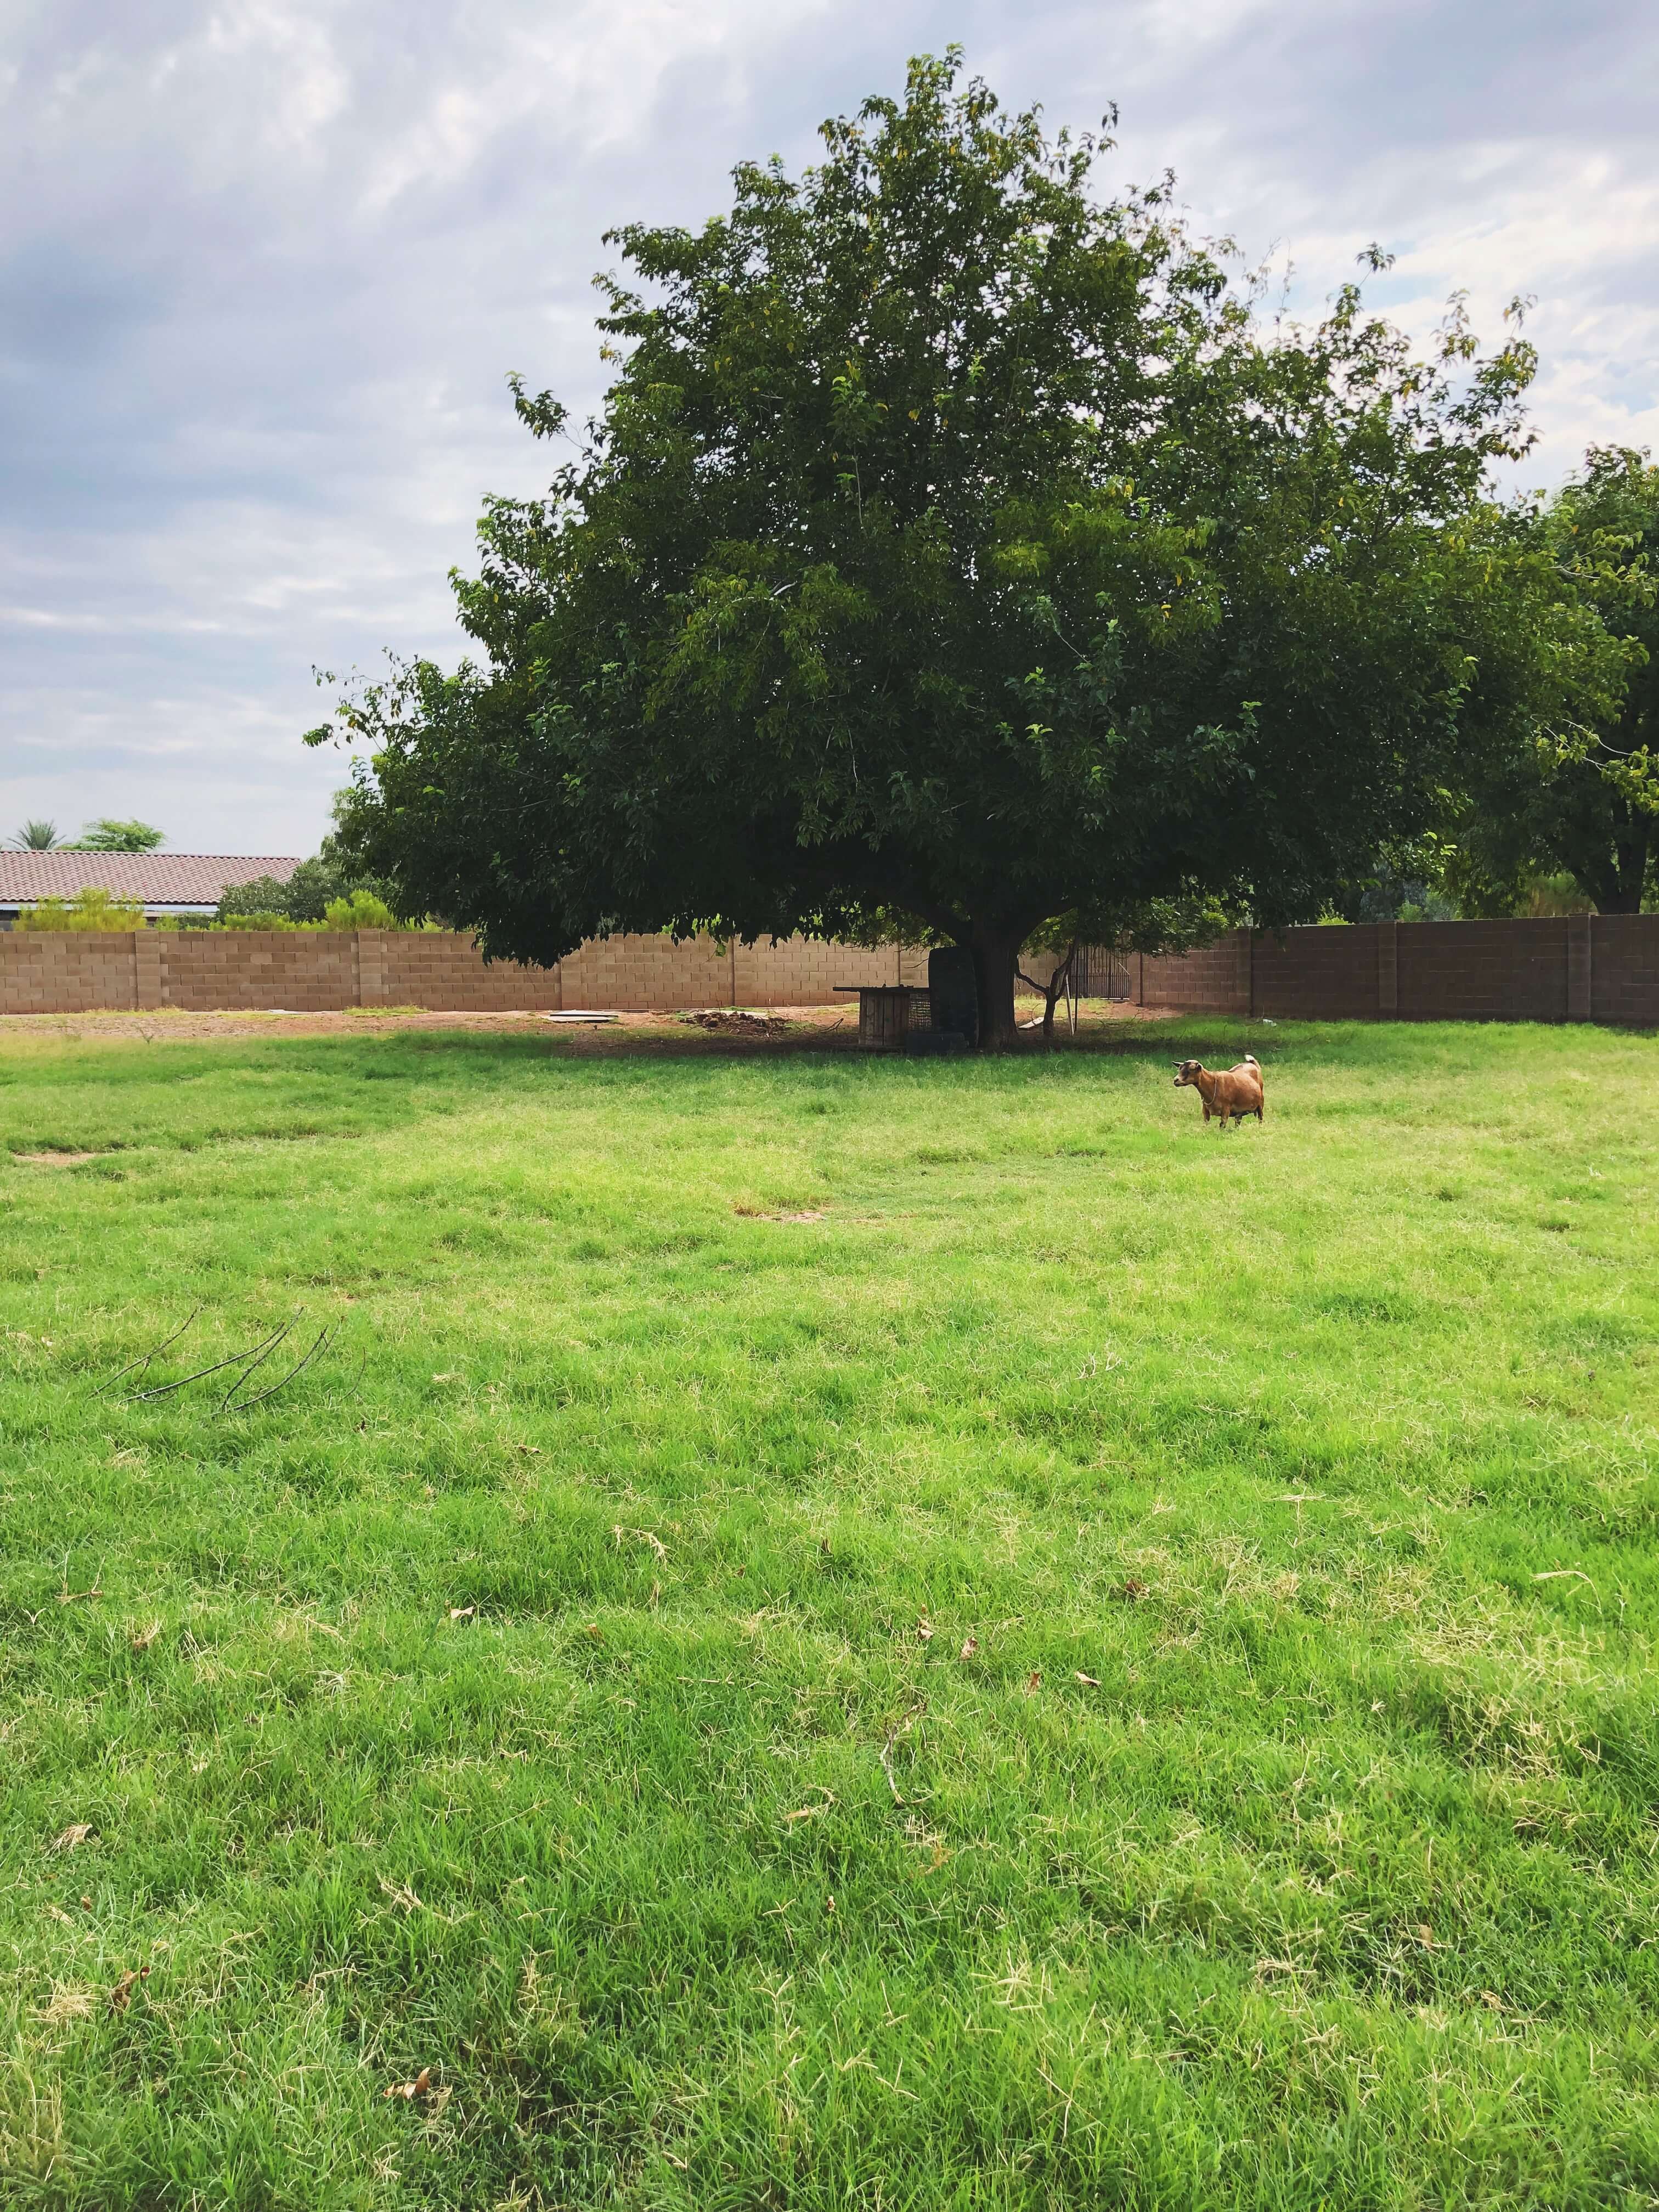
{"left": 0, "top": 928, "right": 932, "bottom": 1017}
{"left": 1393, "top": 919, "right": 1570, "bottom": 1023}
{"left": 1592, "top": 916, "right": 1659, "bottom": 1025}
{"left": 734, "top": 936, "right": 922, "bottom": 1005}
{"left": 2, "top": 918, "right": 1656, "bottom": 1024}
{"left": 1253, "top": 926, "right": 1380, "bottom": 1019}
{"left": 1127, "top": 918, "right": 1655, "bottom": 1025}
{"left": 0, "top": 933, "right": 140, "bottom": 1014}
{"left": 157, "top": 930, "right": 358, "bottom": 1013}
{"left": 1139, "top": 934, "right": 1252, "bottom": 1012}
{"left": 559, "top": 933, "right": 730, "bottom": 1013}
{"left": 380, "top": 933, "right": 558, "bottom": 1011}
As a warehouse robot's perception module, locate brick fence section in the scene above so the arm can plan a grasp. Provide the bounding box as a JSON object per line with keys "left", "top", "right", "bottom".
{"left": 0, "top": 932, "right": 141, "bottom": 1014}
{"left": 1129, "top": 917, "right": 1658, "bottom": 1025}
{"left": 0, "top": 929, "right": 931, "bottom": 1018}
{"left": 1, "top": 919, "right": 1655, "bottom": 1024}
{"left": 1590, "top": 916, "right": 1659, "bottom": 1025}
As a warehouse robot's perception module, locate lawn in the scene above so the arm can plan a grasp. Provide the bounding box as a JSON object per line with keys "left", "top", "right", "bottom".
{"left": 1, "top": 1012, "right": 1656, "bottom": 2210}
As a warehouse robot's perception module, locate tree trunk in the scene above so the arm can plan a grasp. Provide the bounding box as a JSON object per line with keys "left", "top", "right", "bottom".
{"left": 969, "top": 923, "right": 1023, "bottom": 1050}
{"left": 1604, "top": 817, "right": 1652, "bottom": 913}
{"left": 1047, "top": 940, "right": 1078, "bottom": 1045}
{"left": 1018, "top": 940, "right": 1079, "bottom": 1046}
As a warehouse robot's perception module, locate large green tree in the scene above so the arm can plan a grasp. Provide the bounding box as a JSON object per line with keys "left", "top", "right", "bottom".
{"left": 71, "top": 818, "right": 166, "bottom": 853}
{"left": 1445, "top": 447, "right": 1657, "bottom": 916}
{"left": 218, "top": 797, "right": 390, "bottom": 926}
{"left": 321, "top": 53, "right": 1609, "bottom": 1042}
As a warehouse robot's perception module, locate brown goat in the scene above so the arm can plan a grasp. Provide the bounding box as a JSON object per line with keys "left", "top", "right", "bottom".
{"left": 1173, "top": 1055, "right": 1264, "bottom": 1130}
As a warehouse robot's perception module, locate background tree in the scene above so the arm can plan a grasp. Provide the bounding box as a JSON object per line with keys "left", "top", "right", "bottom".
{"left": 71, "top": 818, "right": 166, "bottom": 853}
{"left": 217, "top": 794, "right": 390, "bottom": 925}
{"left": 1445, "top": 447, "right": 1657, "bottom": 916}
{"left": 321, "top": 52, "right": 1610, "bottom": 1043}
{"left": 8, "top": 820, "right": 60, "bottom": 850}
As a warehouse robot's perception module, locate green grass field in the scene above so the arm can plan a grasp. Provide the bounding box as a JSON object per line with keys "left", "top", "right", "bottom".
{"left": 2, "top": 1013, "right": 1657, "bottom": 2210}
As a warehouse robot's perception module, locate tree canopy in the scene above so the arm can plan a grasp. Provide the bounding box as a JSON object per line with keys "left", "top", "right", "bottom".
{"left": 218, "top": 796, "right": 391, "bottom": 925}
{"left": 72, "top": 819, "right": 166, "bottom": 853}
{"left": 7, "top": 817, "right": 168, "bottom": 854}
{"left": 1445, "top": 447, "right": 1657, "bottom": 916}
{"left": 321, "top": 51, "right": 1615, "bottom": 1041}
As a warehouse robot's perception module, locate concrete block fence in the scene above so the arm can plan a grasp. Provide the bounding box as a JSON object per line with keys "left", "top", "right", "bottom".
{"left": 0, "top": 928, "right": 928, "bottom": 1018}
{"left": 0, "top": 918, "right": 1654, "bottom": 1024}
{"left": 1136, "top": 916, "right": 1657, "bottom": 1026}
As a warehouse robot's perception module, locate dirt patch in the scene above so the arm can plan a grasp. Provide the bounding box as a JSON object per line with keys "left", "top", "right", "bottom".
{"left": 13, "top": 1149, "right": 105, "bottom": 1167}
{"left": 0, "top": 1001, "right": 1181, "bottom": 1054}
{"left": 683, "top": 1009, "right": 797, "bottom": 1037}
{"left": 0, "top": 1006, "right": 860, "bottom": 1046}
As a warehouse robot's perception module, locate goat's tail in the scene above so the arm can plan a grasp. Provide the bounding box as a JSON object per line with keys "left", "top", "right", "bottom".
{"left": 1243, "top": 1053, "right": 1260, "bottom": 1067}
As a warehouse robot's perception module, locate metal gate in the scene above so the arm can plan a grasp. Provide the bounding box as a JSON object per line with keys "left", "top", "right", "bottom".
{"left": 1071, "top": 944, "right": 1133, "bottom": 1002}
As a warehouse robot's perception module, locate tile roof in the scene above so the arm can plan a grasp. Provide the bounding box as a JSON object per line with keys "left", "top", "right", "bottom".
{"left": 0, "top": 853, "right": 302, "bottom": 909}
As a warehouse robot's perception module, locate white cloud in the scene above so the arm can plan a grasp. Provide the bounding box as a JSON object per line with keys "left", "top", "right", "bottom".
{"left": 0, "top": 0, "right": 1654, "bottom": 852}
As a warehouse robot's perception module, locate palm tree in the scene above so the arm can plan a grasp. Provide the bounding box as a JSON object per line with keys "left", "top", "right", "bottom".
{"left": 10, "top": 820, "right": 60, "bottom": 850}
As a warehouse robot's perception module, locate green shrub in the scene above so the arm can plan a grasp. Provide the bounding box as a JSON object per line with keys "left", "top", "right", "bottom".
{"left": 1521, "top": 871, "right": 1595, "bottom": 918}
{"left": 213, "top": 874, "right": 298, "bottom": 925}
{"left": 14, "top": 888, "right": 145, "bottom": 931}
{"left": 323, "top": 890, "right": 398, "bottom": 929}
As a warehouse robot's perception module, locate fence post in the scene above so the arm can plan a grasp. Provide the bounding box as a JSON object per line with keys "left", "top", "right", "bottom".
{"left": 1566, "top": 913, "right": 1591, "bottom": 1021}
{"left": 1377, "top": 922, "right": 1398, "bottom": 1018}
{"left": 356, "top": 930, "right": 388, "bottom": 1008}
{"left": 133, "top": 930, "right": 163, "bottom": 1009}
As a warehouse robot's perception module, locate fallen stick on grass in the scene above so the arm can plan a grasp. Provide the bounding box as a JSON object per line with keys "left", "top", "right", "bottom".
{"left": 222, "top": 1325, "right": 334, "bottom": 1415}
{"left": 878, "top": 1729, "right": 904, "bottom": 1806}
{"left": 92, "top": 1305, "right": 201, "bottom": 1396}
{"left": 128, "top": 1321, "right": 291, "bottom": 1403}
{"left": 215, "top": 1314, "right": 298, "bottom": 1412}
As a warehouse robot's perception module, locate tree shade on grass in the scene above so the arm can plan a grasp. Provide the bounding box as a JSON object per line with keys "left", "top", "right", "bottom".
{"left": 1, "top": 1014, "right": 1657, "bottom": 2208}
{"left": 323, "top": 51, "right": 1617, "bottom": 1046}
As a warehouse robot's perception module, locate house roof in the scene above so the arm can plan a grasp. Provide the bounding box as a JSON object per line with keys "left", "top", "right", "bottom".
{"left": 0, "top": 853, "right": 302, "bottom": 910}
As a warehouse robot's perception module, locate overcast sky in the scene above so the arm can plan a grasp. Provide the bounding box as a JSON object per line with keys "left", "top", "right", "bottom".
{"left": 2, "top": 0, "right": 1654, "bottom": 856}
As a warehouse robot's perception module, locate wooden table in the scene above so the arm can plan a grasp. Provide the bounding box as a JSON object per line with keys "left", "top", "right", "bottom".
{"left": 834, "top": 984, "right": 930, "bottom": 1051}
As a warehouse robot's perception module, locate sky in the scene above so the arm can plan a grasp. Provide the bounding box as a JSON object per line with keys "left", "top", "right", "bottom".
{"left": 2, "top": 0, "right": 1655, "bottom": 857}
